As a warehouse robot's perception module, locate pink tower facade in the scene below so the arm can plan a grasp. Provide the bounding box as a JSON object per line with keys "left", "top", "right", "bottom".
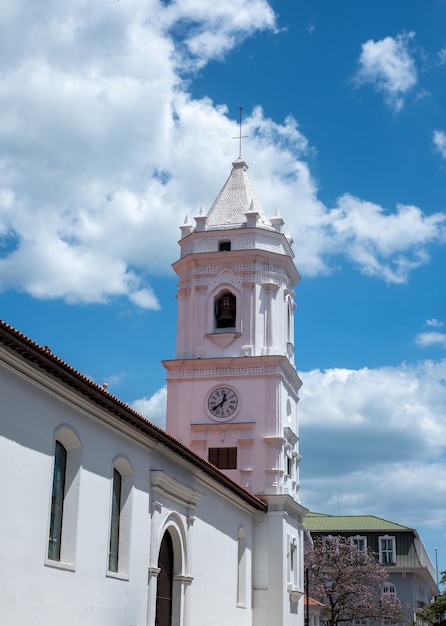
{"left": 164, "top": 156, "right": 303, "bottom": 501}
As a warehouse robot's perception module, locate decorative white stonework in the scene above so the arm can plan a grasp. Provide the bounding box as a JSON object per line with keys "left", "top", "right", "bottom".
{"left": 165, "top": 363, "right": 285, "bottom": 379}
{"left": 180, "top": 231, "right": 292, "bottom": 258}
{"left": 209, "top": 331, "right": 239, "bottom": 349}
{"left": 150, "top": 470, "right": 204, "bottom": 509}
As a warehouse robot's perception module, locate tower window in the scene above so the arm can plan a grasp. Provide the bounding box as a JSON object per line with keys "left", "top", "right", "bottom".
{"left": 219, "top": 240, "right": 231, "bottom": 251}
{"left": 215, "top": 292, "right": 236, "bottom": 329}
{"left": 209, "top": 447, "right": 237, "bottom": 469}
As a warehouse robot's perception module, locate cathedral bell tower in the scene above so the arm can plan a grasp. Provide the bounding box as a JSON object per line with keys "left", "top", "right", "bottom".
{"left": 163, "top": 155, "right": 303, "bottom": 502}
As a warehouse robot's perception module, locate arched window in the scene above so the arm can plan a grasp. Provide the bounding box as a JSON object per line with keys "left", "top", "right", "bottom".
{"left": 47, "top": 426, "right": 81, "bottom": 567}
{"left": 156, "top": 531, "right": 174, "bottom": 626}
{"left": 215, "top": 291, "right": 236, "bottom": 329}
{"left": 383, "top": 582, "right": 396, "bottom": 595}
{"left": 48, "top": 440, "right": 67, "bottom": 561}
{"left": 108, "top": 468, "right": 122, "bottom": 572}
{"left": 107, "top": 456, "right": 133, "bottom": 577}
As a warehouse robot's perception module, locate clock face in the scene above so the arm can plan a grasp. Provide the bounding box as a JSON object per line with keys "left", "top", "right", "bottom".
{"left": 207, "top": 387, "right": 238, "bottom": 419}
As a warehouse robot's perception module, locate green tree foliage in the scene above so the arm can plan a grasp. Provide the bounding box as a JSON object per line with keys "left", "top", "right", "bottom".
{"left": 417, "top": 570, "right": 446, "bottom": 626}
{"left": 305, "top": 536, "right": 404, "bottom": 626}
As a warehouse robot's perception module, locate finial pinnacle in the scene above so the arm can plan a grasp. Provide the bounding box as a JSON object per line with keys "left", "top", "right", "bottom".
{"left": 233, "top": 106, "right": 248, "bottom": 158}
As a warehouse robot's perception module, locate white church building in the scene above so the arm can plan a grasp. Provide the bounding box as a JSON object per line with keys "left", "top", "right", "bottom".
{"left": 0, "top": 155, "right": 308, "bottom": 625}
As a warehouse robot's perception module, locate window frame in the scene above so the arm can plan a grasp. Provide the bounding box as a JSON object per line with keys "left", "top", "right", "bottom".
{"left": 46, "top": 426, "right": 81, "bottom": 570}
{"left": 208, "top": 447, "right": 237, "bottom": 469}
{"left": 351, "top": 535, "right": 367, "bottom": 553}
{"left": 48, "top": 440, "right": 67, "bottom": 561}
{"left": 379, "top": 535, "right": 396, "bottom": 565}
{"left": 106, "top": 456, "right": 133, "bottom": 579}
{"left": 108, "top": 468, "right": 122, "bottom": 573}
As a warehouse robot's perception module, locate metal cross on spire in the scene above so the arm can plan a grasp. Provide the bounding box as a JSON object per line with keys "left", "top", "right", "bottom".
{"left": 233, "top": 107, "right": 248, "bottom": 158}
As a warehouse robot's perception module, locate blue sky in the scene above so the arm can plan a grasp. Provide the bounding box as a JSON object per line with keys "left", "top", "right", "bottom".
{"left": 1, "top": 0, "right": 445, "bottom": 578}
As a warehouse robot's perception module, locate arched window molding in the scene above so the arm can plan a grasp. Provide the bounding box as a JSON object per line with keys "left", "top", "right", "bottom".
{"left": 156, "top": 517, "right": 188, "bottom": 626}
{"left": 207, "top": 282, "right": 242, "bottom": 336}
{"left": 383, "top": 581, "right": 396, "bottom": 595}
{"left": 46, "top": 425, "right": 82, "bottom": 569}
{"left": 149, "top": 472, "right": 202, "bottom": 625}
{"left": 107, "top": 455, "right": 133, "bottom": 578}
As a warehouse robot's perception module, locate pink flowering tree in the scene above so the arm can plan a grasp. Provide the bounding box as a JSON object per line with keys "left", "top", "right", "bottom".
{"left": 305, "top": 536, "right": 404, "bottom": 626}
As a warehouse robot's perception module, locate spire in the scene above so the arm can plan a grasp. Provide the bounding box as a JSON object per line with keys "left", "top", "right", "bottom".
{"left": 206, "top": 158, "right": 271, "bottom": 229}
{"left": 233, "top": 106, "right": 248, "bottom": 159}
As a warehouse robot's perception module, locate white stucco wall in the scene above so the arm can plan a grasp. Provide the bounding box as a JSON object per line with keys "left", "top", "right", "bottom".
{"left": 0, "top": 353, "right": 259, "bottom": 626}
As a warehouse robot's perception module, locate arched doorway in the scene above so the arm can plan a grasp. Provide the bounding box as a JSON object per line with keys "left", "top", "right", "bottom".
{"left": 155, "top": 531, "right": 174, "bottom": 626}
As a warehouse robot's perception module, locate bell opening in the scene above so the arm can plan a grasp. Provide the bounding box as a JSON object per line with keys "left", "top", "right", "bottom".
{"left": 215, "top": 293, "right": 236, "bottom": 329}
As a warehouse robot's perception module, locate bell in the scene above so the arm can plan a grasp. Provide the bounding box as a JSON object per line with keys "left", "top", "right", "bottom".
{"left": 216, "top": 295, "right": 236, "bottom": 327}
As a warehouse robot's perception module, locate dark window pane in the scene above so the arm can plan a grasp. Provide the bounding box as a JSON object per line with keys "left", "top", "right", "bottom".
{"left": 208, "top": 447, "right": 237, "bottom": 469}
{"left": 48, "top": 441, "right": 67, "bottom": 561}
{"left": 108, "top": 469, "right": 122, "bottom": 572}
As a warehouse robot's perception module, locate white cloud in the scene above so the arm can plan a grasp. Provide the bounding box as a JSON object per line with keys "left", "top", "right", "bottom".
{"left": 132, "top": 385, "right": 167, "bottom": 428}
{"left": 302, "top": 461, "right": 446, "bottom": 530}
{"left": 158, "top": 0, "right": 276, "bottom": 68}
{"left": 433, "top": 130, "right": 446, "bottom": 159}
{"left": 326, "top": 195, "right": 446, "bottom": 283}
{"left": 306, "top": 20, "right": 316, "bottom": 35}
{"left": 416, "top": 332, "right": 446, "bottom": 348}
{"left": 299, "top": 360, "right": 446, "bottom": 528}
{"left": 354, "top": 32, "right": 417, "bottom": 111}
{"left": 426, "top": 318, "right": 444, "bottom": 328}
{"left": 0, "top": 4, "right": 444, "bottom": 307}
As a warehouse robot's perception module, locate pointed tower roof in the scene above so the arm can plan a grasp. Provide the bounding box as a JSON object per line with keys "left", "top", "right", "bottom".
{"left": 206, "top": 157, "right": 271, "bottom": 229}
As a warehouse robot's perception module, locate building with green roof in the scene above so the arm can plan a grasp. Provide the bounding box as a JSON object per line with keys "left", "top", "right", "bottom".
{"left": 305, "top": 512, "right": 438, "bottom": 626}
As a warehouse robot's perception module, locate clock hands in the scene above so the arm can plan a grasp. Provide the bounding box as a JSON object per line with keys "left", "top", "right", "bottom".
{"left": 211, "top": 392, "right": 227, "bottom": 411}
{"left": 208, "top": 388, "right": 238, "bottom": 418}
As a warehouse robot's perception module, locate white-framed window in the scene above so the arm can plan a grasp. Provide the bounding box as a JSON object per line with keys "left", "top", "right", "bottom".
{"left": 379, "top": 535, "right": 396, "bottom": 564}
{"left": 351, "top": 535, "right": 367, "bottom": 553}
{"left": 107, "top": 456, "right": 133, "bottom": 577}
{"left": 47, "top": 426, "right": 82, "bottom": 568}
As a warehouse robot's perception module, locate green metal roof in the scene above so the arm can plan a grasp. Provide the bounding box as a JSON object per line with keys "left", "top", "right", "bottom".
{"left": 304, "top": 512, "right": 413, "bottom": 533}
